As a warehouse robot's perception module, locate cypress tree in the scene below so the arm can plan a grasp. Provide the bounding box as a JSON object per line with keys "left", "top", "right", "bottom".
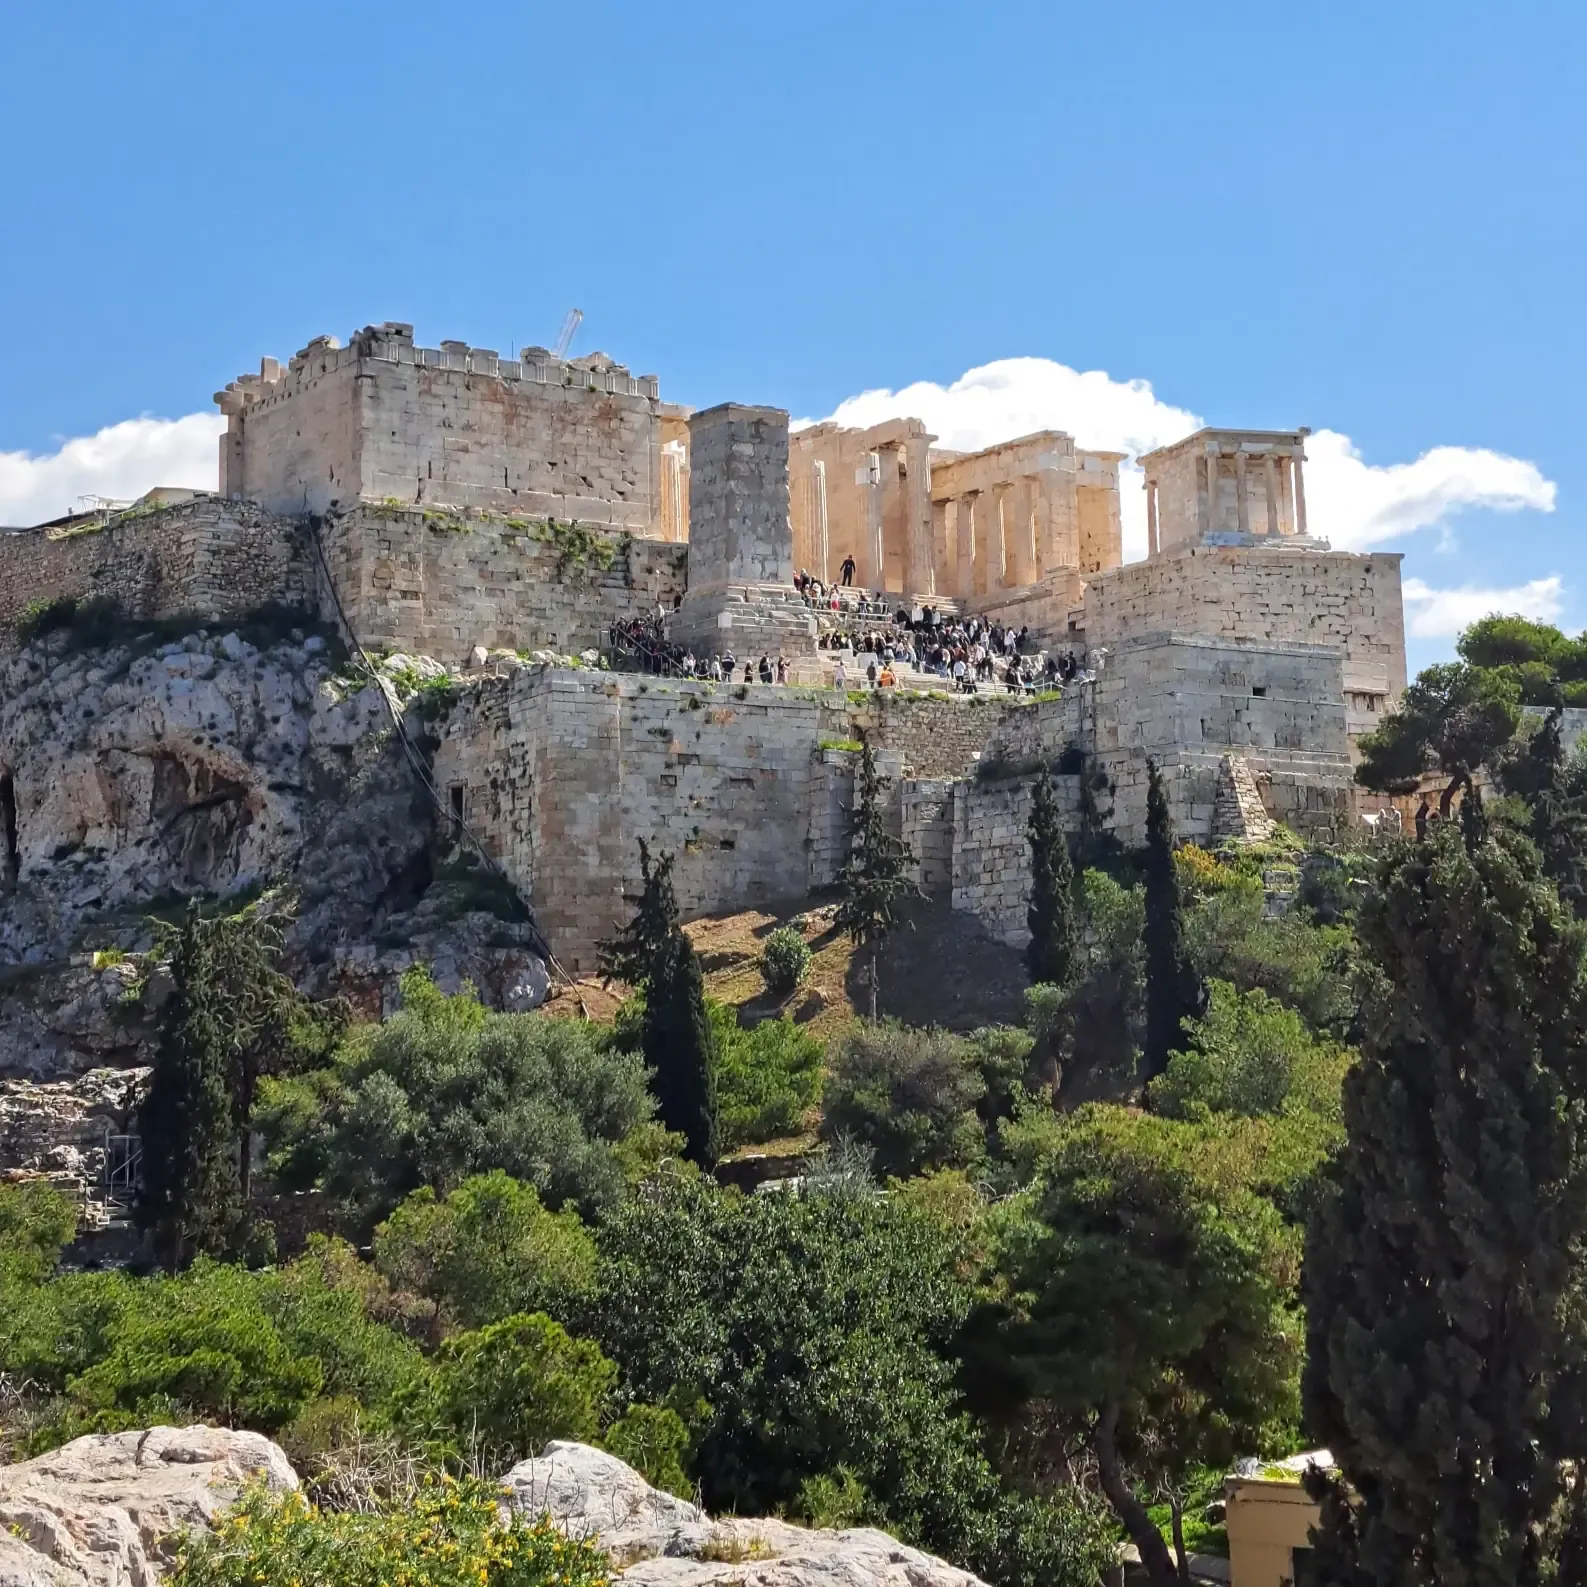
{"left": 137, "top": 906, "right": 244, "bottom": 1268}
{"left": 600, "top": 842, "right": 718, "bottom": 1166}
{"left": 834, "top": 739, "right": 918, "bottom": 1022}
{"left": 1141, "top": 760, "right": 1200, "bottom": 1084}
{"left": 1303, "top": 826, "right": 1587, "bottom": 1587}
{"left": 1497, "top": 707, "right": 1587, "bottom": 916}
{"left": 1025, "top": 767, "right": 1079, "bottom": 989}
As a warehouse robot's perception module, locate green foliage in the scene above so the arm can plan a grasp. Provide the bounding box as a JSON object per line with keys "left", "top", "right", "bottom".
{"left": 0, "top": 1181, "right": 77, "bottom": 1292}
{"left": 530, "top": 518, "right": 619, "bottom": 578}
{"left": 1354, "top": 659, "right": 1523, "bottom": 806}
{"left": 1150, "top": 980, "right": 1353, "bottom": 1128}
{"left": 1183, "top": 883, "right": 1358, "bottom": 1038}
{"left": 16, "top": 594, "right": 124, "bottom": 647}
{"left": 1142, "top": 763, "right": 1202, "bottom": 1085}
{"left": 711, "top": 1009, "right": 823, "bottom": 1149}
{"left": 1025, "top": 770, "right": 1079, "bottom": 999}
{"left": 587, "top": 1174, "right": 1114, "bottom": 1586}
{"left": 169, "top": 1478, "right": 612, "bottom": 1587}
{"left": 1457, "top": 612, "right": 1587, "bottom": 678}
{"left": 820, "top": 1021, "right": 986, "bottom": 1177}
{"left": 258, "top": 969, "right": 657, "bottom": 1228}
{"left": 1494, "top": 707, "right": 1587, "bottom": 916}
{"left": 419, "top": 1312, "right": 616, "bottom": 1468}
{"left": 1304, "top": 827, "right": 1587, "bottom": 1586}
{"left": 793, "top": 1466, "right": 870, "bottom": 1528}
{"left": 758, "top": 925, "right": 812, "bottom": 995}
{"left": 992, "top": 1106, "right": 1302, "bottom": 1580}
{"left": 598, "top": 1403, "right": 692, "bottom": 1499}
{"left": 373, "top": 1172, "right": 597, "bottom": 1334}
{"left": 8, "top": 1249, "right": 427, "bottom": 1447}
{"left": 834, "top": 741, "right": 919, "bottom": 1018}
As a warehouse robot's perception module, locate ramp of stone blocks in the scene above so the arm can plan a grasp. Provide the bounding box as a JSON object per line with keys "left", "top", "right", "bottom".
{"left": 1213, "top": 752, "right": 1276, "bottom": 843}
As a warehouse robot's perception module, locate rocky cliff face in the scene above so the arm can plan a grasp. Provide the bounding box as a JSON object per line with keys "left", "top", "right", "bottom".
{"left": 0, "top": 623, "right": 548, "bottom": 1206}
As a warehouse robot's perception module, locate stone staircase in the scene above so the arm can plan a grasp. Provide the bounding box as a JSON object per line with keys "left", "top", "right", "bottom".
{"left": 1212, "top": 753, "right": 1276, "bottom": 843}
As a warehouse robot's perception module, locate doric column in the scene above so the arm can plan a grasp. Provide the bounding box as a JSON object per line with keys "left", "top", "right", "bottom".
{"left": 990, "top": 484, "right": 1011, "bottom": 589}
{"left": 860, "top": 451, "right": 884, "bottom": 589}
{"left": 931, "top": 498, "right": 950, "bottom": 596}
{"left": 1146, "top": 476, "right": 1159, "bottom": 558}
{"left": 1263, "top": 455, "right": 1279, "bottom": 538}
{"left": 958, "top": 492, "right": 980, "bottom": 599}
{"left": 811, "top": 459, "right": 829, "bottom": 577}
{"left": 1293, "top": 447, "right": 1309, "bottom": 536}
{"left": 1004, "top": 477, "right": 1036, "bottom": 585}
{"left": 1234, "top": 450, "right": 1250, "bottom": 536}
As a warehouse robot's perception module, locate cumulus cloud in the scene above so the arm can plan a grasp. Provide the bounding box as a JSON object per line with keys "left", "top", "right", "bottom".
{"left": 1402, "top": 575, "right": 1565, "bottom": 640}
{"left": 808, "top": 356, "right": 1558, "bottom": 563}
{"left": 0, "top": 413, "right": 223, "bottom": 527}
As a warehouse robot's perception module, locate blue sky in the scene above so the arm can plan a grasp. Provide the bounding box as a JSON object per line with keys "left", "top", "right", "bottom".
{"left": 3, "top": 0, "right": 1583, "bottom": 673}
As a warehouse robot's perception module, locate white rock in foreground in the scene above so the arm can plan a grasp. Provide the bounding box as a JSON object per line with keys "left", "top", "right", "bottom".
{"left": 504, "top": 1441, "right": 989, "bottom": 1587}
{"left": 0, "top": 1426, "right": 297, "bottom": 1587}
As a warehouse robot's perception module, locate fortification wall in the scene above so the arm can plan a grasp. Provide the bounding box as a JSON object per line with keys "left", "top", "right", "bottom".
{"left": 1081, "top": 546, "right": 1406, "bottom": 708}
{"left": 848, "top": 692, "right": 1025, "bottom": 780}
{"left": 0, "top": 498, "right": 314, "bottom": 647}
{"left": 951, "top": 775, "right": 1083, "bottom": 944}
{"left": 320, "top": 505, "right": 689, "bottom": 665}
{"left": 434, "top": 670, "right": 857, "bottom": 968}
{"left": 219, "top": 330, "right": 674, "bottom": 525}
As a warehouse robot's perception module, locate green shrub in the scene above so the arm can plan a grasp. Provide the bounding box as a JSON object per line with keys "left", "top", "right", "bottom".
{"left": 0, "top": 1181, "right": 78, "bottom": 1292}
{"left": 169, "top": 1478, "right": 612, "bottom": 1587}
{"left": 599, "top": 1403, "right": 692, "bottom": 1498}
{"left": 712, "top": 1010, "right": 824, "bottom": 1148}
{"left": 421, "top": 1312, "right": 616, "bottom": 1467}
{"left": 793, "top": 1466, "right": 870, "bottom": 1529}
{"left": 819, "top": 1022, "right": 985, "bottom": 1178}
{"left": 374, "top": 1172, "right": 597, "bottom": 1334}
{"left": 258, "top": 970, "right": 658, "bottom": 1228}
{"left": 759, "top": 926, "right": 811, "bottom": 995}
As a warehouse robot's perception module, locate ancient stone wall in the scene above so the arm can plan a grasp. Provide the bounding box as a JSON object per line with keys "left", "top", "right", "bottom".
{"left": 0, "top": 498, "right": 315, "bottom": 648}
{"left": 435, "top": 671, "right": 854, "bottom": 969}
{"left": 218, "top": 327, "right": 676, "bottom": 527}
{"left": 1081, "top": 546, "right": 1406, "bottom": 718}
{"left": 849, "top": 692, "right": 1026, "bottom": 780}
{"left": 318, "top": 505, "right": 689, "bottom": 665}
{"left": 950, "top": 774, "right": 1082, "bottom": 944}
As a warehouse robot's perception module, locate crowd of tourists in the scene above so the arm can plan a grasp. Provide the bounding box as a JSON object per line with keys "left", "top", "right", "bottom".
{"left": 608, "top": 579, "right": 1091, "bottom": 696}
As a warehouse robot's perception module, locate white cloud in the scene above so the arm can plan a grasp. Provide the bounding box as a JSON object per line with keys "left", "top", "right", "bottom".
{"left": 808, "top": 356, "right": 1558, "bottom": 563}
{"left": 0, "top": 413, "right": 222, "bottom": 527}
{"left": 1402, "top": 575, "right": 1565, "bottom": 639}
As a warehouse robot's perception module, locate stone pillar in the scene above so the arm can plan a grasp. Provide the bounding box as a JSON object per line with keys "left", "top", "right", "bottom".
{"left": 660, "top": 440, "right": 688, "bottom": 543}
{"left": 1293, "top": 448, "right": 1309, "bottom": 537}
{"left": 856, "top": 451, "right": 883, "bottom": 590}
{"left": 991, "top": 485, "right": 1011, "bottom": 589}
{"left": 669, "top": 403, "right": 816, "bottom": 667}
{"left": 1004, "top": 477, "right": 1035, "bottom": 586}
{"left": 811, "top": 459, "right": 829, "bottom": 578}
{"left": 903, "top": 431, "right": 934, "bottom": 597}
{"left": 931, "top": 498, "right": 950, "bottom": 596}
{"left": 1234, "top": 450, "right": 1250, "bottom": 536}
{"left": 1146, "top": 476, "right": 1159, "bottom": 558}
{"left": 957, "top": 492, "right": 979, "bottom": 600}
{"left": 1201, "top": 453, "right": 1217, "bottom": 535}
{"left": 1263, "top": 455, "right": 1278, "bottom": 539}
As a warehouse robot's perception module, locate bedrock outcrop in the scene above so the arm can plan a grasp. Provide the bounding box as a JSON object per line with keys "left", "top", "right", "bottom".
{"left": 0, "top": 1426, "right": 298, "bottom": 1587}
{"left": 504, "top": 1440, "right": 988, "bottom": 1586}
{"left": 0, "top": 626, "right": 546, "bottom": 1033}
{"left": 0, "top": 1432, "right": 986, "bottom": 1587}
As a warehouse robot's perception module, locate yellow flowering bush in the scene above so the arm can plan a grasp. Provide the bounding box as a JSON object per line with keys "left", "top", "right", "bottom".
{"left": 170, "top": 1477, "right": 610, "bottom": 1587}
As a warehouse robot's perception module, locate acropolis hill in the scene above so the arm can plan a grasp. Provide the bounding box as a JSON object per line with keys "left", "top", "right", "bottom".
{"left": 0, "top": 321, "right": 1407, "bottom": 974}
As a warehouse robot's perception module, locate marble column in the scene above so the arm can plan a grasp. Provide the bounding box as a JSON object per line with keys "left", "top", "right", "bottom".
{"left": 1263, "top": 455, "right": 1279, "bottom": 539}
{"left": 990, "top": 484, "right": 1010, "bottom": 589}
{"left": 1234, "top": 451, "right": 1250, "bottom": 536}
{"left": 1201, "top": 453, "right": 1217, "bottom": 536}
{"left": 931, "top": 498, "right": 951, "bottom": 597}
{"left": 1146, "top": 476, "right": 1159, "bottom": 558}
{"left": 959, "top": 491, "right": 981, "bottom": 599}
{"left": 1293, "top": 450, "right": 1309, "bottom": 537}
{"left": 811, "top": 459, "right": 829, "bottom": 577}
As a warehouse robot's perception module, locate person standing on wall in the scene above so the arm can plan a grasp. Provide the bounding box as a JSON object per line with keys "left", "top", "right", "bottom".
{"left": 840, "top": 553, "right": 856, "bottom": 586}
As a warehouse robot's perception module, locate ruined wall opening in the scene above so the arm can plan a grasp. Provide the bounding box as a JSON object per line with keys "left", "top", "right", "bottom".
{"left": 0, "top": 771, "right": 17, "bottom": 891}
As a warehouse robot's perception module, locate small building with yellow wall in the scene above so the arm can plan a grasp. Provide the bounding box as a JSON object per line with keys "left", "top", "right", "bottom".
{"left": 1224, "top": 1451, "right": 1331, "bottom": 1587}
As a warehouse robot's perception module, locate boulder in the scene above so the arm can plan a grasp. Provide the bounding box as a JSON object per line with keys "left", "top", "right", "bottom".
{"left": 0, "top": 1425, "right": 296, "bottom": 1587}
{"left": 504, "top": 1441, "right": 988, "bottom": 1587}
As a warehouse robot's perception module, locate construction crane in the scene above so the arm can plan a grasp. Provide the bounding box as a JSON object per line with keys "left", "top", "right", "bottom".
{"left": 552, "top": 308, "right": 583, "bottom": 360}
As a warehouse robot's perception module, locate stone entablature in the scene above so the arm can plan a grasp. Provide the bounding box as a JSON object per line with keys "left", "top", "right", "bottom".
{"left": 216, "top": 323, "right": 687, "bottom": 529}
{"left": 1138, "top": 427, "right": 1314, "bottom": 558}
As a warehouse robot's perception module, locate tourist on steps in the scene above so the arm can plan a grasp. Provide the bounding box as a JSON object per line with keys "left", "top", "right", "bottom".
{"left": 840, "top": 554, "right": 856, "bottom": 586}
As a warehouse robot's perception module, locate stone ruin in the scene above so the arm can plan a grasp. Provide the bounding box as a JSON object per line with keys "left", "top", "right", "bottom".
{"left": 0, "top": 319, "right": 1411, "bottom": 975}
